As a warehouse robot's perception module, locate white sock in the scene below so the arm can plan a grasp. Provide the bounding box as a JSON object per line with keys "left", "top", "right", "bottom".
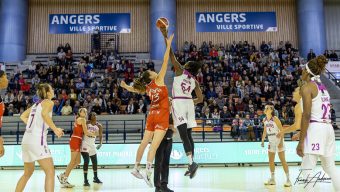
{"left": 134, "top": 162, "right": 140, "bottom": 170}
{"left": 286, "top": 172, "right": 290, "bottom": 181}
{"left": 271, "top": 172, "right": 275, "bottom": 180}
{"left": 188, "top": 155, "right": 193, "bottom": 165}
{"left": 146, "top": 161, "right": 152, "bottom": 172}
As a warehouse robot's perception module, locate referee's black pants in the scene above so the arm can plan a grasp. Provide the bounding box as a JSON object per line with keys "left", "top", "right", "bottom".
{"left": 154, "top": 138, "right": 173, "bottom": 188}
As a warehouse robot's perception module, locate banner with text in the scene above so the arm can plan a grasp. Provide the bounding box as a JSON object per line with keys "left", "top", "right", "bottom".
{"left": 1, "top": 142, "right": 339, "bottom": 166}
{"left": 196, "top": 12, "right": 277, "bottom": 32}
{"left": 49, "top": 13, "right": 131, "bottom": 34}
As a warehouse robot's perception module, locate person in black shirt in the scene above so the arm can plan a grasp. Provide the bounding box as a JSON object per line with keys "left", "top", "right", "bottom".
{"left": 154, "top": 105, "right": 174, "bottom": 192}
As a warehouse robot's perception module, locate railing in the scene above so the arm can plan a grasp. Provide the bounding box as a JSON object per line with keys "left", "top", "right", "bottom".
{"left": 325, "top": 68, "right": 340, "bottom": 87}
{"left": 2, "top": 117, "right": 339, "bottom": 145}
{"left": 1, "top": 119, "right": 144, "bottom": 145}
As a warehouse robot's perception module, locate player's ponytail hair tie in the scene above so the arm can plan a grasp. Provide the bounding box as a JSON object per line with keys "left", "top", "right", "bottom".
{"left": 305, "top": 62, "right": 321, "bottom": 83}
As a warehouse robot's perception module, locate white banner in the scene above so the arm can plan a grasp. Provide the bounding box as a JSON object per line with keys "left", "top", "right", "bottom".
{"left": 326, "top": 61, "right": 340, "bottom": 73}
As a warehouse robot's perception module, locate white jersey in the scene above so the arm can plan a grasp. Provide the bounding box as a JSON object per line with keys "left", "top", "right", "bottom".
{"left": 264, "top": 118, "right": 280, "bottom": 143}
{"left": 310, "top": 82, "right": 331, "bottom": 123}
{"left": 81, "top": 122, "right": 100, "bottom": 156}
{"left": 22, "top": 100, "right": 51, "bottom": 146}
{"left": 172, "top": 70, "right": 196, "bottom": 99}
{"left": 303, "top": 82, "right": 335, "bottom": 156}
{"left": 83, "top": 123, "right": 99, "bottom": 144}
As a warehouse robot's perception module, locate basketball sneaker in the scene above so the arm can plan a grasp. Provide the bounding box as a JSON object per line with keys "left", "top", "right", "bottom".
{"left": 131, "top": 167, "right": 143, "bottom": 179}
{"left": 62, "top": 181, "right": 75, "bottom": 188}
{"left": 141, "top": 169, "right": 153, "bottom": 187}
{"left": 184, "top": 170, "right": 190, "bottom": 176}
{"left": 83, "top": 180, "right": 90, "bottom": 187}
{"left": 189, "top": 162, "right": 198, "bottom": 179}
{"left": 93, "top": 177, "right": 103, "bottom": 184}
{"left": 57, "top": 173, "right": 67, "bottom": 184}
{"left": 284, "top": 180, "right": 292, "bottom": 187}
{"left": 264, "top": 178, "right": 276, "bottom": 185}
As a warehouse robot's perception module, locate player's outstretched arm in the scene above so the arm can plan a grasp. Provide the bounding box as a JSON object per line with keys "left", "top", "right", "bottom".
{"left": 120, "top": 80, "right": 144, "bottom": 94}
{"left": 156, "top": 34, "right": 174, "bottom": 85}
{"left": 160, "top": 28, "right": 183, "bottom": 76}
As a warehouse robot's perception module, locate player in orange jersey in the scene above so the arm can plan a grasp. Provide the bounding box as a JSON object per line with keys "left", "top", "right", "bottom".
{"left": 120, "top": 34, "right": 174, "bottom": 187}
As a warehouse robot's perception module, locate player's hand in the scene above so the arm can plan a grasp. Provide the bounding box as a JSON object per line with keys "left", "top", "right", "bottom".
{"left": 54, "top": 128, "right": 64, "bottom": 138}
{"left": 292, "top": 132, "right": 300, "bottom": 141}
{"left": 296, "top": 142, "right": 304, "bottom": 157}
{"left": 166, "top": 34, "right": 174, "bottom": 45}
{"left": 261, "top": 142, "right": 264, "bottom": 148}
{"left": 120, "top": 80, "right": 127, "bottom": 88}
{"left": 96, "top": 144, "right": 102, "bottom": 150}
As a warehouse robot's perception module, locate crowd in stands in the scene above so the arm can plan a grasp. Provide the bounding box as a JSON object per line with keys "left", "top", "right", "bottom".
{"left": 1, "top": 41, "right": 337, "bottom": 141}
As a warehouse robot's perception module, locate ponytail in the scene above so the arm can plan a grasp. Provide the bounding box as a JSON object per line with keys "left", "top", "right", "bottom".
{"left": 36, "top": 83, "right": 51, "bottom": 99}
{"left": 132, "top": 71, "right": 152, "bottom": 92}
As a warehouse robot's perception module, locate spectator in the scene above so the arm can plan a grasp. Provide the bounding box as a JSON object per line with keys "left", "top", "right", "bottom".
{"left": 20, "top": 80, "right": 30, "bottom": 94}
{"left": 127, "top": 99, "right": 137, "bottom": 114}
{"left": 307, "top": 49, "right": 316, "bottom": 61}
{"left": 243, "top": 114, "right": 255, "bottom": 141}
{"left": 61, "top": 100, "right": 72, "bottom": 116}
{"left": 330, "top": 50, "right": 338, "bottom": 60}
{"left": 231, "top": 114, "right": 240, "bottom": 140}
{"left": 92, "top": 102, "right": 102, "bottom": 115}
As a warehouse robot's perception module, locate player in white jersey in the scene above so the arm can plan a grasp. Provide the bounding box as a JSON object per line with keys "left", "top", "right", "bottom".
{"left": 15, "top": 84, "right": 64, "bottom": 192}
{"left": 297, "top": 55, "right": 340, "bottom": 191}
{"left": 276, "top": 80, "right": 304, "bottom": 140}
{"left": 160, "top": 28, "right": 203, "bottom": 178}
{"left": 261, "top": 103, "right": 291, "bottom": 187}
{"left": 81, "top": 112, "right": 103, "bottom": 186}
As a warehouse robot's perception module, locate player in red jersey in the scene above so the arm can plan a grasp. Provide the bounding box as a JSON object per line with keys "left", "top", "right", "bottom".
{"left": 57, "top": 108, "right": 95, "bottom": 188}
{"left": 120, "top": 34, "right": 174, "bottom": 187}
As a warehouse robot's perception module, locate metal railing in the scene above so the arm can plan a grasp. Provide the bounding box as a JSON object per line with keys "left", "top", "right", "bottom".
{"left": 2, "top": 117, "right": 339, "bottom": 144}
{"left": 1, "top": 119, "right": 144, "bottom": 145}
{"left": 325, "top": 68, "right": 340, "bottom": 87}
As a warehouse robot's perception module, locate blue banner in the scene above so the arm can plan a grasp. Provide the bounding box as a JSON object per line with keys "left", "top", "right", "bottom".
{"left": 1, "top": 142, "right": 339, "bottom": 166}
{"left": 196, "top": 12, "right": 277, "bottom": 32}
{"left": 49, "top": 13, "right": 131, "bottom": 34}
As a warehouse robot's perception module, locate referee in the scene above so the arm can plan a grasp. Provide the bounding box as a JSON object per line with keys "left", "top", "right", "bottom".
{"left": 154, "top": 111, "right": 174, "bottom": 192}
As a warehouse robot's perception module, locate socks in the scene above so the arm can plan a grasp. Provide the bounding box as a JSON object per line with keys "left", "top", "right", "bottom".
{"left": 84, "top": 172, "right": 88, "bottom": 181}
{"left": 188, "top": 155, "right": 193, "bottom": 165}
{"left": 94, "top": 171, "right": 98, "bottom": 178}
{"left": 271, "top": 172, "right": 275, "bottom": 180}
{"left": 146, "top": 161, "right": 152, "bottom": 172}
{"left": 286, "top": 172, "right": 290, "bottom": 181}
{"left": 134, "top": 162, "right": 140, "bottom": 170}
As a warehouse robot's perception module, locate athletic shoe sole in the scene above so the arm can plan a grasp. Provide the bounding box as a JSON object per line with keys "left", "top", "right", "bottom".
{"left": 131, "top": 170, "right": 143, "bottom": 179}
{"left": 141, "top": 171, "right": 153, "bottom": 188}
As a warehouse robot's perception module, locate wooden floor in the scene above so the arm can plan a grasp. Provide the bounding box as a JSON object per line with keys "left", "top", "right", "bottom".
{"left": 0, "top": 166, "right": 338, "bottom": 192}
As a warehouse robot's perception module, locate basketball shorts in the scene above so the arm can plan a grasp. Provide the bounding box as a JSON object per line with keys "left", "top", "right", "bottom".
{"left": 81, "top": 140, "right": 97, "bottom": 156}
{"left": 21, "top": 144, "right": 51, "bottom": 163}
{"left": 69, "top": 137, "right": 82, "bottom": 152}
{"left": 146, "top": 111, "right": 169, "bottom": 132}
{"left": 268, "top": 140, "right": 285, "bottom": 153}
{"left": 304, "top": 123, "right": 336, "bottom": 157}
{"left": 171, "top": 99, "right": 197, "bottom": 128}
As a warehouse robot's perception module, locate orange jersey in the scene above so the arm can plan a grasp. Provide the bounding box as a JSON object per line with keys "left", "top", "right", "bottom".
{"left": 71, "top": 122, "right": 83, "bottom": 139}
{"left": 145, "top": 80, "right": 170, "bottom": 131}
{"left": 146, "top": 80, "right": 169, "bottom": 116}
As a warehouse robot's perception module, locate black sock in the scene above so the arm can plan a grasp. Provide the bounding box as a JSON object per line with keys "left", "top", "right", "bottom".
{"left": 94, "top": 171, "right": 98, "bottom": 178}
{"left": 84, "top": 172, "right": 88, "bottom": 181}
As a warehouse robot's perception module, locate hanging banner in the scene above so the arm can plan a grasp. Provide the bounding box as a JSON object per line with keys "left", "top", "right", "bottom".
{"left": 49, "top": 13, "right": 131, "bottom": 34}
{"left": 196, "top": 12, "right": 277, "bottom": 32}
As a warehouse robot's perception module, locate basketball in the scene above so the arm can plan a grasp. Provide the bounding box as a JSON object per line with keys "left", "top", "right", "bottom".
{"left": 156, "top": 17, "right": 169, "bottom": 29}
